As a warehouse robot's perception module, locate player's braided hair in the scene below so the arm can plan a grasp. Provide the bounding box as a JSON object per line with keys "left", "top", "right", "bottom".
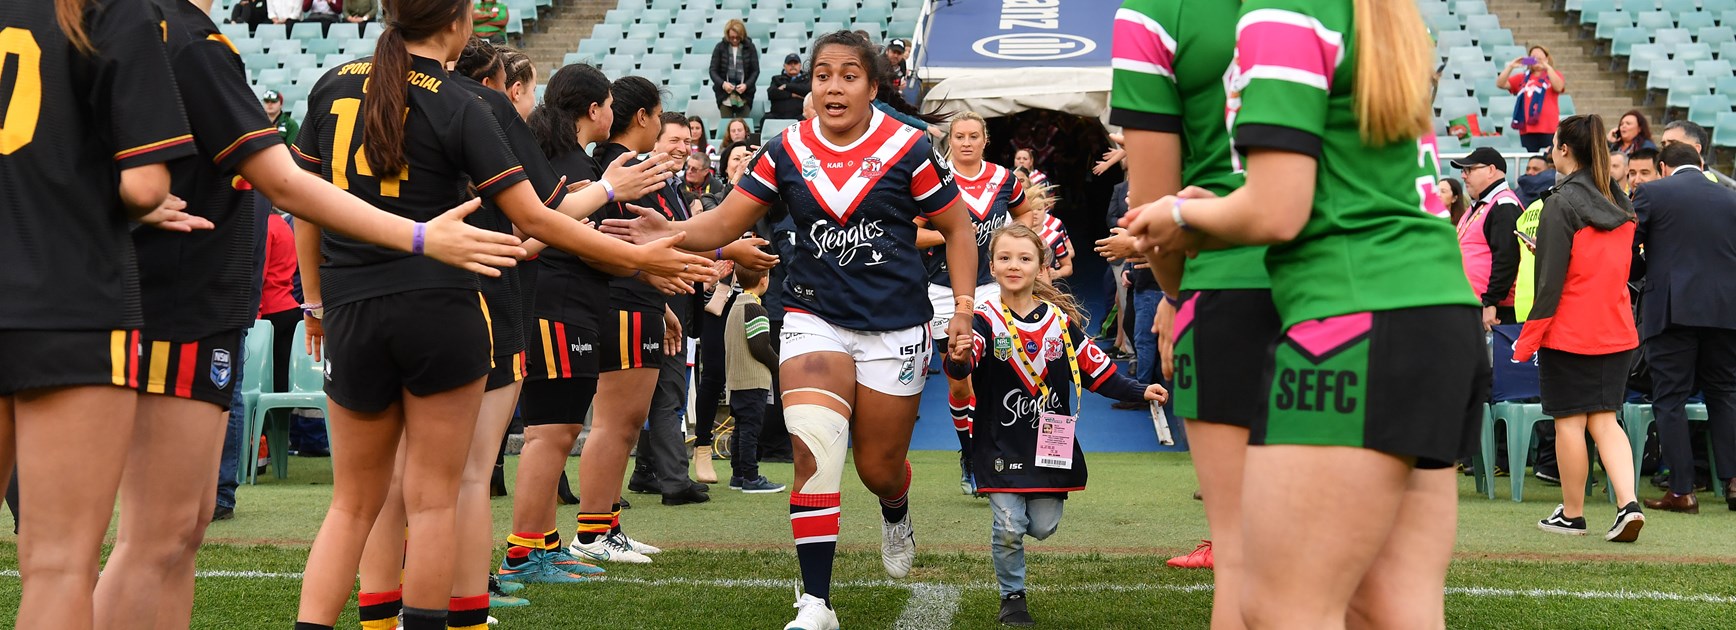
{"left": 364, "top": 0, "right": 468, "bottom": 177}
{"left": 455, "top": 36, "right": 504, "bottom": 85}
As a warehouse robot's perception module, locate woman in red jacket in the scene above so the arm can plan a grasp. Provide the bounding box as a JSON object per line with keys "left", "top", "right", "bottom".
{"left": 1512, "top": 114, "right": 1644, "bottom": 543}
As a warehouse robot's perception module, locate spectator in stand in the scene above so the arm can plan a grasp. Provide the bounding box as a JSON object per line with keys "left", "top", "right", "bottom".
{"left": 262, "top": 90, "right": 298, "bottom": 143}
{"left": 1633, "top": 143, "right": 1736, "bottom": 514}
{"left": 267, "top": 0, "right": 299, "bottom": 25}
{"left": 1627, "top": 147, "right": 1661, "bottom": 187}
{"left": 1438, "top": 177, "right": 1468, "bottom": 225}
{"left": 1611, "top": 150, "right": 1630, "bottom": 194}
{"left": 768, "top": 53, "right": 811, "bottom": 120}
{"left": 709, "top": 19, "right": 759, "bottom": 117}
{"left": 884, "top": 38, "right": 910, "bottom": 91}
{"left": 1451, "top": 147, "right": 1525, "bottom": 327}
{"left": 724, "top": 265, "right": 785, "bottom": 494}
{"left": 725, "top": 117, "right": 751, "bottom": 146}
{"left": 1515, "top": 114, "right": 1645, "bottom": 541}
{"left": 1609, "top": 110, "right": 1657, "bottom": 155}
{"left": 229, "top": 0, "right": 268, "bottom": 30}
{"left": 344, "top": 0, "right": 375, "bottom": 24}
{"left": 300, "top": 0, "right": 342, "bottom": 32}
{"left": 688, "top": 117, "right": 717, "bottom": 168}
{"left": 472, "top": 0, "right": 508, "bottom": 44}
{"left": 1498, "top": 45, "right": 1566, "bottom": 153}
{"left": 1517, "top": 153, "right": 1556, "bottom": 207}
{"left": 685, "top": 152, "right": 727, "bottom": 211}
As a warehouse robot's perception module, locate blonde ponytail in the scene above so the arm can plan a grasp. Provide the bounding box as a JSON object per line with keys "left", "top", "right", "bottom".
{"left": 1352, "top": 0, "right": 1434, "bottom": 145}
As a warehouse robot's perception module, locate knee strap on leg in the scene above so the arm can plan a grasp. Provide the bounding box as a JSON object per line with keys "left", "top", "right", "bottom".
{"left": 786, "top": 403, "right": 850, "bottom": 495}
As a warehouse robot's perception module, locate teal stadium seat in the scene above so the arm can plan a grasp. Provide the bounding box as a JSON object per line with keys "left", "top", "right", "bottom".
{"left": 1559, "top": 93, "right": 1576, "bottom": 116}
{"left": 253, "top": 23, "right": 287, "bottom": 42}
{"left": 1595, "top": 10, "right": 1634, "bottom": 40}
{"left": 1579, "top": 0, "right": 1619, "bottom": 19}
{"left": 1479, "top": 30, "right": 1516, "bottom": 52}
{"left": 233, "top": 320, "right": 275, "bottom": 484}
{"left": 343, "top": 38, "right": 377, "bottom": 56}
{"left": 1677, "top": 43, "right": 1714, "bottom": 63}
{"left": 1637, "top": 11, "right": 1676, "bottom": 30}
{"left": 720, "top": 0, "right": 752, "bottom": 11}
{"left": 1453, "top": 0, "right": 1488, "bottom": 17}
{"left": 1698, "top": 58, "right": 1736, "bottom": 77}
{"left": 1667, "top": 75, "right": 1712, "bottom": 109}
{"left": 1465, "top": 14, "right": 1501, "bottom": 32}
{"left": 819, "top": 7, "right": 853, "bottom": 24}
{"left": 1438, "top": 30, "right": 1475, "bottom": 51}
{"left": 1658, "top": 28, "right": 1695, "bottom": 48}
{"left": 280, "top": 54, "right": 318, "bottom": 72}
{"left": 1663, "top": 0, "right": 1700, "bottom": 17}
{"left": 1700, "top": 26, "right": 1736, "bottom": 43}
{"left": 322, "top": 54, "right": 348, "bottom": 68}
{"left": 1681, "top": 12, "right": 1718, "bottom": 33}
{"left": 1689, "top": 94, "right": 1731, "bottom": 127}
{"left": 363, "top": 22, "right": 385, "bottom": 39}
{"left": 1629, "top": 44, "right": 1666, "bottom": 73}
{"left": 303, "top": 37, "right": 345, "bottom": 56}
{"left": 590, "top": 23, "right": 623, "bottom": 41}
{"left": 1717, "top": 74, "right": 1736, "bottom": 94}
{"left": 254, "top": 68, "right": 289, "bottom": 89}
{"left": 1611, "top": 27, "right": 1650, "bottom": 57}
{"left": 243, "top": 53, "right": 277, "bottom": 72}
{"left": 268, "top": 39, "right": 302, "bottom": 56}
{"left": 290, "top": 22, "right": 323, "bottom": 40}
{"left": 247, "top": 321, "right": 329, "bottom": 483}
{"left": 627, "top": 22, "right": 660, "bottom": 40}
{"left": 1649, "top": 59, "right": 1687, "bottom": 91}
{"left": 1716, "top": 111, "right": 1736, "bottom": 146}
{"left": 784, "top": 8, "right": 818, "bottom": 26}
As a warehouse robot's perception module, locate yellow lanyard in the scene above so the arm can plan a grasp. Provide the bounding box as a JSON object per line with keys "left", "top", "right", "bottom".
{"left": 993, "top": 299, "right": 1084, "bottom": 419}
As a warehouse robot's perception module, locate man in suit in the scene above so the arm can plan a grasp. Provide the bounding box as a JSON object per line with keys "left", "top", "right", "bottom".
{"left": 1634, "top": 143, "right": 1736, "bottom": 513}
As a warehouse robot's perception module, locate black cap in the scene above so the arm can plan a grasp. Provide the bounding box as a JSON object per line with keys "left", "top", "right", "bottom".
{"left": 887, "top": 38, "right": 907, "bottom": 51}
{"left": 784, "top": 53, "right": 801, "bottom": 64}
{"left": 1449, "top": 147, "right": 1506, "bottom": 172}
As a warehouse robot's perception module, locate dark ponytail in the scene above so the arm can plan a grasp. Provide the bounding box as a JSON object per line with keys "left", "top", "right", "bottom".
{"left": 1557, "top": 114, "right": 1616, "bottom": 204}
{"left": 57, "top": 0, "right": 93, "bottom": 54}
{"left": 607, "top": 75, "right": 664, "bottom": 141}
{"left": 455, "top": 36, "right": 504, "bottom": 84}
{"left": 529, "top": 63, "right": 611, "bottom": 159}
{"left": 808, "top": 30, "right": 948, "bottom": 125}
{"left": 363, "top": 0, "right": 468, "bottom": 177}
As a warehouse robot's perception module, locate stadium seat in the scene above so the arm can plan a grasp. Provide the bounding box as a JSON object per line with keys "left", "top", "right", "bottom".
{"left": 1439, "top": 96, "right": 1482, "bottom": 121}
{"left": 280, "top": 54, "right": 318, "bottom": 72}
{"left": 1717, "top": 112, "right": 1736, "bottom": 146}
{"left": 1477, "top": 29, "right": 1516, "bottom": 52}
{"left": 1718, "top": 74, "right": 1736, "bottom": 94}
{"left": 254, "top": 68, "right": 290, "bottom": 89}
{"left": 295, "top": 67, "right": 325, "bottom": 87}
{"left": 1453, "top": 0, "right": 1488, "bottom": 17}
{"left": 1595, "top": 10, "right": 1634, "bottom": 40}
{"left": 1490, "top": 45, "right": 1527, "bottom": 65}
{"left": 268, "top": 39, "right": 303, "bottom": 56}
{"left": 627, "top": 22, "right": 661, "bottom": 40}
{"left": 590, "top": 23, "right": 624, "bottom": 41}
{"left": 720, "top": 0, "right": 751, "bottom": 11}
{"left": 650, "top": 0, "right": 683, "bottom": 11}
{"left": 1438, "top": 30, "right": 1475, "bottom": 51}
{"left": 1648, "top": 59, "right": 1688, "bottom": 90}
{"left": 1696, "top": 59, "right": 1736, "bottom": 77}
{"left": 1620, "top": 403, "right": 1720, "bottom": 500}
{"left": 1628, "top": 44, "right": 1667, "bottom": 72}
{"left": 1611, "top": 27, "right": 1651, "bottom": 57}
{"left": 819, "top": 7, "right": 853, "bottom": 24}
{"left": 302, "top": 37, "right": 345, "bottom": 56}
{"left": 857, "top": 6, "right": 892, "bottom": 26}
{"left": 1677, "top": 43, "right": 1715, "bottom": 63}
{"left": 1558, "top": 93, "right": 1576, "bottom": 116}
{"left": 1486, "top": 95, "right": 1517, "bottom": 132}
{"left": 577, "top": 38, "right": 611, "bottom": 59}
{"left": 363, "top": 22, "right": 385, "bottom": 39}
{"left": 1681, "top": 11, "right": 1718, "bottom": 33}
{"left": 563, "top": 52, "right": 590, "bottom": 67}
{"left": 289, "top": 22, "right": 324, "bottom": 40}
{"left": 343, "top": 39, "right": 377, "bottom": 56}
{"left": 248, "top": 321, "right": 328, "bottom": 483}
{"left": 243, "top": 53, "right": 278, "bottom": 72}
{"left": 1658, "top": 28, "right": 1696, "bottom": 48}
{"left": 1689, "top": 94, "right": 1732, "bottom": 127}
{"left": 1667, "top": 75, "right": 1712, "bottom": 109}
{"left": 1700, "top": 25, "right": 1736, "bottom": 44}
{"left": 253, "top": 23, "right": 287, "bottom": 43}
{"left": 774, "top": 22, "right": 809, "bottom": 41}
{"left": 1578, "top": 0, "right": 1619, "bottom": 19}
{"left": 640, "top": 53, "right": 675, "bottom": 72}
{"left": 1465, "top": 14, "right": 1501, "bottom": 32}
{"left": 639, "top": 8, "right": 672, "bottom": 25}
{"left": 784, "top": 8, "right": 819, "bottom": 26}
{"left": 1663, "top": 0, "right": 1700, "bottom": 17}
{"left": 1637, "top": 11, "right": 1676, "bottom": 30}
{"left": 322, "top": 54, "right": 349, "bottom": 68}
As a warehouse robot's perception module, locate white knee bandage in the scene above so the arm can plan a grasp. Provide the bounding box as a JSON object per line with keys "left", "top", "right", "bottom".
{"left": 786, "top": 403, "right": 850, "bottom": 494}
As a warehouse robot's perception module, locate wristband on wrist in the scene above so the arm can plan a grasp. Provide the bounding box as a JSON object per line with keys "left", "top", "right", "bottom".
{"left": 301, "top": 303, "right": 324, "bottom": 319}
{"left": 599, "top": 178, "right": 616, "bottom": 202}
{"left": 411, "top": 222, "right": 427, "bottom": 255}
{"left": 1163, "top": 293, "right": 1183, "bottom": 308}
{"left": 1171, "top": 198, "right": 1195, "bottom": 232}
{"left": 716, "top": 247, "right": 724, "bottom": 259}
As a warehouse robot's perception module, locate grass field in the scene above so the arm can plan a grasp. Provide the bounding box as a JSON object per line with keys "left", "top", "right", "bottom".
{"left": 5, "top": 450, "right": 1736, "bottom": 629}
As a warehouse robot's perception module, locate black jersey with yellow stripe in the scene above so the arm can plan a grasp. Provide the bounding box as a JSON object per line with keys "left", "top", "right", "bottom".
{"left": 134, "top": 0, "right": 283, "bottom": 340}
{"left": 455, "top": 75, "right": 569, "bottom": 356}
{"left": 292, "top": 54, "right": 528, "bottom": 308}
{"left": 0, "top": 0, "right": 195, "bottom": 330}
{"left": 533, "top": 149, "right": 613, "bottom": 329}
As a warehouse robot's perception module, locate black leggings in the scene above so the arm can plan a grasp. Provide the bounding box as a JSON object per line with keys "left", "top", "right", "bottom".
{"left": 692, "top": 297, "right": 734, "bottom": 447}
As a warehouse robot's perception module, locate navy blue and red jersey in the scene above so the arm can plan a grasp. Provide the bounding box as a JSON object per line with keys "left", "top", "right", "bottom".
{"left": 736, "top": 109, "right": 960, "bottom": 332}
{"left": 925, "top": 161, "right": 1023, "bottom": 287}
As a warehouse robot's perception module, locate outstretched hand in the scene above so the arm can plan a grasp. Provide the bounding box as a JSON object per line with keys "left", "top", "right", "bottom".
{"left": 138, "top": 195, "right": 214, "bottom": 232}
{"left": 604, "top": 151, "right": 673, "bottom": 200}
{"left": 600, "top": 203, "right": 677, "bottom": 244}
{"left": 423, "top": 198, "right": 527, "bottom": 277}
{"left": 637, "top": 232, "right": 718, "bottom": 283}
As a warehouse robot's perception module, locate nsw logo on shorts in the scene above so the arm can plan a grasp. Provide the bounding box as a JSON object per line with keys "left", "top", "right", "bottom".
{"left": 210, "top": 349, "right": 232, "bottom": 388}
{"left": 898, "top": 357, "right": 916, "bottom": 385}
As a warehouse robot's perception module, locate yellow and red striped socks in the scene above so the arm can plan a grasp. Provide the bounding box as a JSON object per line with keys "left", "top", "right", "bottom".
{"left": 879, "top": 460, "right": 913, "bottom": 524}
{"left": 502, "top": 531, "right": 544, "bottom": 570}
{"left": 790, "top": 492, "right": 841, "bottom": 603}
{"left": 609, "top": 503, "right": 624, "bottom": 535}
{"left": 358, "top": 589, "right": 401, "bottom": 630}
{"left": 949, "top": 394, "right": 975, "bottom": 452}
{"left": 575, "top": 512, "right": 612, "bottom": 545}
{"left": 447, "top": 595, "right": 489, "bottom": 630}
{"left": 543, "top": 529, "right": 562, "bottom": 550}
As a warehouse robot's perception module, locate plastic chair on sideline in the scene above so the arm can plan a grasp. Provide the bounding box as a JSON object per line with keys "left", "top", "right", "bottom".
{"left": 235, "top": 320, "right": 276, "bottom": 484}
{"left": 1619, "top": 401, "right": 1721, "bottom": 498}
{"left": 247, "top": 320, "right": 328, "bottom": 483}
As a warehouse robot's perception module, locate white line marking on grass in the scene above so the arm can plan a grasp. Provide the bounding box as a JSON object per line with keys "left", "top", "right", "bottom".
{"left": 894, "top": 583, "right": 960, "bottom": 630}
{"left": 6, "top": 570, "right": 1734, "bottom": 609}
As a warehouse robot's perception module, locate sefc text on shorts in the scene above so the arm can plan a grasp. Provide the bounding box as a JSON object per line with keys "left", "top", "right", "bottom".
{"left": 1170, "top": 290, "right": 1282, "bottom": 428}
{"left": 321, "top": 289, "right": 493, "bottom": 413}
{"left": 1253, "top": 304, "right": 1488, "bottom": 469}
{"left": 0, "top": 329, "right": 141, "bottom": 396}
{"left": 781, "top": 310, "right": 931, "bottom": 397}
{"left": 600, "top": 309, "right": 664, "bottom": 373}
{"left": 134, "top": 328, "right": 246, "bottom": 407}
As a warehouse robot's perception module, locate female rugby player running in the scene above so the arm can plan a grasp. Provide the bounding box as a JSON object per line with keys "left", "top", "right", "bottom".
{"left": 603, "top": 31, "right": 978, "bottom": 630}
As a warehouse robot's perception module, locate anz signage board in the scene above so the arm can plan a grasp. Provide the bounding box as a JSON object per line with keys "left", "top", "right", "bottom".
{"left": 921, "top": 0, "right": 1118, "bottom": 69}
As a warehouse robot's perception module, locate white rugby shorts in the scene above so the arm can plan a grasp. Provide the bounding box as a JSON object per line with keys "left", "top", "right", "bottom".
{"left": 781, "top": 311, "right": 932, "bottom": 397}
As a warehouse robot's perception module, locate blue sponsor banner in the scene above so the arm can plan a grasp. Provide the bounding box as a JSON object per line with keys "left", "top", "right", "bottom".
{"left": 920, "top": 0, "right": 1118, "bottom": 69}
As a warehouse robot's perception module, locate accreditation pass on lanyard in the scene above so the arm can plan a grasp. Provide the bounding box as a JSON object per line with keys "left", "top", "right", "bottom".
{"left": 997, "top": 300, "right": 1083, "bottom": 470}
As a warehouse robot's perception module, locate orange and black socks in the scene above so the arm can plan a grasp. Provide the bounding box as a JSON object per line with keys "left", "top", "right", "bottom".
{"left": 399, "top": 606, "right": 447, "bottom": 630}
{"left": 950, "top": 394, "right": 975, "bottom": 452}
{"left": 543, "top": 529, "right": 562, "bottom": 550}
{"left": 447, "top": 595, "right": 489, "bottom": 630}
{"left": 879, "top": 460, "right": 913, "bottom": 524}
{"left": 575, "top": 512, "right": 611, "bottom": 545}
{"left": 358, "top": 589, "right": 401, "bottom": 630}
{"left": 791, "top": 492, "right": 841, "bottom": 603}
{"left": 609, "top": 503, "right": 623, "bottom": 536}
{"left": 503, "top": 531, "right": 544, "bottom": 569}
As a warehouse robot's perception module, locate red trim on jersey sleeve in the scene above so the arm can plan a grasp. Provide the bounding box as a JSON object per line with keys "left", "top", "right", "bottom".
{"left": 214, "top": 128, "right": 280, "bottom": 165}
{"left": 476, "top": 166, "right": 526, "bottom": 194}
{"left": 291, "top": 144, "right": 322, "bottom": 165}
{"left": 115, "top": 135, "right": 195, "bottom": 162}
{"left": 911, "top": 161, "right": 944, "bottom": 201}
